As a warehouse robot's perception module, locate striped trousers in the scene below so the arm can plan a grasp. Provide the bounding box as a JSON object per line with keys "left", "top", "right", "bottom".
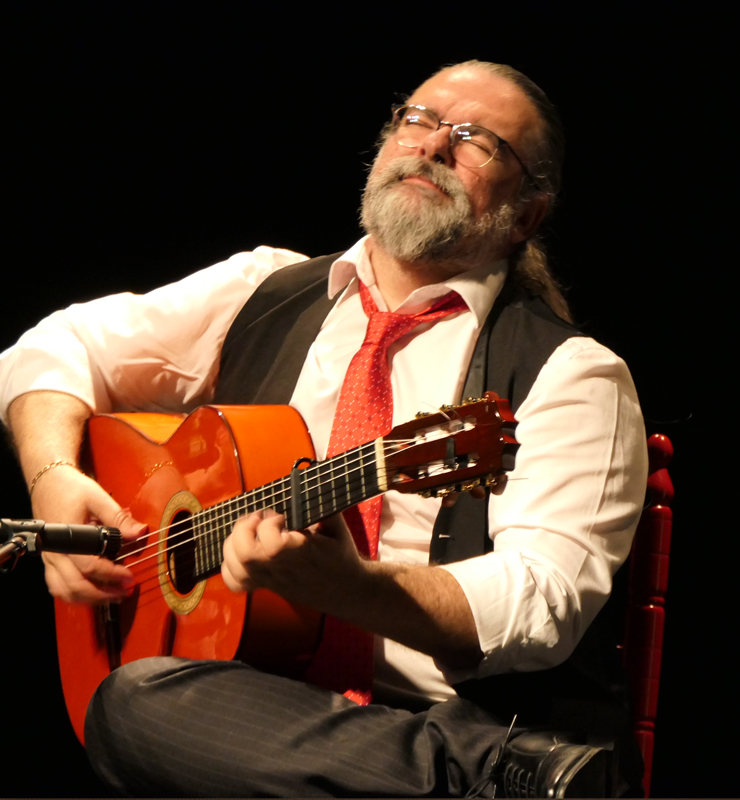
{"left": 85, "top": 657, "right": 513, "bottom": 798}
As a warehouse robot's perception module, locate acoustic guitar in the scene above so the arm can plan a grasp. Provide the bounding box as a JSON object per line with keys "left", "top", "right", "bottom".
{"left": 56, "top": 393, "right": 517, "bottom": 743}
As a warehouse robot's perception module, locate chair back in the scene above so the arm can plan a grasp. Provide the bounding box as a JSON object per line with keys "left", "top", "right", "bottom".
{"left": 621, "top": 433, "right": 674, "bottom": 797}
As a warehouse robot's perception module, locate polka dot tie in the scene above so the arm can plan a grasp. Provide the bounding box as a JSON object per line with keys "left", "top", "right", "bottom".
{"left": 303, "top": 280, "right": 467, "bottom": 704}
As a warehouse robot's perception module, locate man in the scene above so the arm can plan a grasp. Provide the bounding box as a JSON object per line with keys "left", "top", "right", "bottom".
{"left": 0, "top": 61, "right": 647, "bottom": 796}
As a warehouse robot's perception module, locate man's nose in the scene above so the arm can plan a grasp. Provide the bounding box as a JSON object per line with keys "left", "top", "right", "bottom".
{"left": 414, "top": 126, "right": 454, "bottom": 167}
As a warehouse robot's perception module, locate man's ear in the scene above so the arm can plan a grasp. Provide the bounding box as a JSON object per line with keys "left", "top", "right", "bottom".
{"left": 510, "top": 192, "right": 550, "bottom": 245}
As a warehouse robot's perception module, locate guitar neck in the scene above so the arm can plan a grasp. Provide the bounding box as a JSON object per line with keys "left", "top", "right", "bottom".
{"left": 190, "top": 440, "right": 384, "bottom": 580}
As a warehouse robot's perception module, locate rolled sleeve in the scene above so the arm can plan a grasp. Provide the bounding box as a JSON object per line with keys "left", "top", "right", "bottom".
{"left": 441, "top": 337, "right": 647, "bottom": 681}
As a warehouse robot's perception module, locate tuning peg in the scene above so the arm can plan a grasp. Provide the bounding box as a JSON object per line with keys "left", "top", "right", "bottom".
{"left": 460, "top": 480, "right": 480, "bottom": 493}
{"left": 415, "top": 411, "right": 431, "bottom": 418}
{"left": 439, "top": 404, "right": 455, "bottom": 411}
{"left": 484, "top": 475, "right": 499, "bottom": 488}
{"left": 464, "top": 397, "right": 483, "bottom": 404}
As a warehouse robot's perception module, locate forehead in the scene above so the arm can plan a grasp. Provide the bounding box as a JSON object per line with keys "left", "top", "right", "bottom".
{"left": 408, "top": 68, "right": 541, "bottom": 150}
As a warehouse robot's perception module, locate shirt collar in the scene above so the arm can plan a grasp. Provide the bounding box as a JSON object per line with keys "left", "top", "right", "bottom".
{"left": 327, "top": 236, "right": 508, "bottom": 328}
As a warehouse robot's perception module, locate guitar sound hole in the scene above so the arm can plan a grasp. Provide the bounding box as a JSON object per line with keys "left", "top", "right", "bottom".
{"left": 167, "top": 510, "right": 197, "bottom": 595}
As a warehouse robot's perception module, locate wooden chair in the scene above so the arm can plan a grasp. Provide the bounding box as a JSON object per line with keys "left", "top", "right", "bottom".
{"left": 620, "top": 433, "right": 674, "bottom": 797}
{"left": 497, "top": 434, "right": 675, "bottom": 798}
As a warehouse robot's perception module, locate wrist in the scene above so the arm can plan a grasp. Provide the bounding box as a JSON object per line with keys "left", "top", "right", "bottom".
{"left": 29, "top": 460, "right": 81, "bottom": 497}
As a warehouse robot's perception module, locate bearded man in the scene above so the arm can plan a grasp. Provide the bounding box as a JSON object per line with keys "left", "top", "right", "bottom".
{"left": 0, "top": 61, "right": 647, "bottom": 797}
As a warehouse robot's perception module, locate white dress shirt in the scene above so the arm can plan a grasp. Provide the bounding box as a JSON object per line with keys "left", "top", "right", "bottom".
{"left": 0, "top": 238, "right": 648, "bottom": 703}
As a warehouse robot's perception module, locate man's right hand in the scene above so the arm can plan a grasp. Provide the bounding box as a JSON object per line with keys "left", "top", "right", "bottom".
{"left": 31, "top": 464, "right": 145, "bottom": 603}
{"left": 7, "top": 390, "right": 147, "bottom": 605}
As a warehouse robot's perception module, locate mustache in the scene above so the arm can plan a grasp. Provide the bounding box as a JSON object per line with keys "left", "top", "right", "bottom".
{"left": 370, "top": 156, "right": 468, "bottom": 200}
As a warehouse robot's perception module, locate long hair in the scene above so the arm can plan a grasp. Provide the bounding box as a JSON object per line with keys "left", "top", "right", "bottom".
{"left": 438, "top": 61, "right": 573, "bottom": 323}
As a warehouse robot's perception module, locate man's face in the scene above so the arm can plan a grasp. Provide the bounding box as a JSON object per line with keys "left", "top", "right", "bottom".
{"left": 362, "top": 67, "right": 542, "bottom": 267}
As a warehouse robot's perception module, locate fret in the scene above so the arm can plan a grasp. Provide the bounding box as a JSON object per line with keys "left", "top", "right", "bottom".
{"left": 342, "top": 450, "right": 355, "bottom": 508}
{"left": 218, "top": 504, "right": 228, "bottom": 548}
{"left": 197, "top": 510, "right": 207, "bottom": 574}
{"left": 359, "top": 444, "right": 366, "bottom": 498}
{"left": 374, "top": 436, "right": 388, "bottom": 492}
{"left": 330, "top": 456, "right": 337, "bottom": 514}
{"left": 303, "top": 467, "right": 321, "bottom": 528}
{"left": 302, "top": 467, "right": 314, "bottom": 526}
{"left": 202, "top": 508, "right": 213, "bottom": 572}
{"left": 198, "top": 510, "right": 208, "bottom": 575}
{"left": 226, "top": 501, "right": 240, "bottom": 542}
{"left": 240, "top": 494, "right": 251, "bottom": 520}
{"left": 193, "top": 514, "right": 203, "bottom": 576}
{"left": 275, "top": 478, "right": 290, "bottom": 517}
{"left": 210, "top": 507, "right": 221, "bottom": 569}
{"left": 313, "top": 464, "right": 324, "bottom": 520}
{"left": 341, "top": 452, "right": 352, "bottom": 509}
{"left": 362, "top": 442, "right": 381, "bottom": 501}
{"left": 347, "top": 446, "right": 367, "bottom": 509}
{"left": 201, "top": 513, "right": 210, "bottom": 572}
{"left": 262, "top": 482, "right": 272, "bottom": 510}
{"left": 317, "top": 461, "right": 339, "bottom": 518}
{"left": 216, "top": 504, "right": 228, "bottom": 554}
{"left": 288, "top": 468, "right": 304, "bottom": 531}
{"left": 217, "top": 507, "right": 227, "bottom": 558}
{"left": 274, "top": 479, "right": 285, "bottom": 513}
{"left": 253, "top": 483, "right": 265, "bottom": 512}
{"left": 194, "top": 511, "right": 211, "bottom": 580}
{"left": 210, "top": 507, "right": 221, "bottom": 566}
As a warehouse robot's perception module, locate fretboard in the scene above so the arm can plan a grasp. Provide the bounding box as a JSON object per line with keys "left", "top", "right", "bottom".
{"left": 191, "top": 440, "right": 383, "bottom": 580}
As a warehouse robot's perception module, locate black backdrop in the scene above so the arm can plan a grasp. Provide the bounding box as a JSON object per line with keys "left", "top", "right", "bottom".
{"left": 2, "top": 3, "right": 727, "bottom": 797}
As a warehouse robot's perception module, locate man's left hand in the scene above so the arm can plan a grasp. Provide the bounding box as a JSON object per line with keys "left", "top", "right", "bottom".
{"left": 222, "top": 509, "right": 482, "bottom": 669}
{"left": 221, "top": 510, "right": 362, "bottom": 612}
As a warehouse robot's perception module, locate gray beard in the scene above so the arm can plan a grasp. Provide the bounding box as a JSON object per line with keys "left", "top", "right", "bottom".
{"left": 360, "top": 155, "right": 515, "bottom": 268}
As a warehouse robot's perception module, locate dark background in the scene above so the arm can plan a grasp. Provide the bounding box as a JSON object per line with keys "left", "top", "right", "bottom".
{"left": 1, "top": 3, "right": 727, "bottom": 797}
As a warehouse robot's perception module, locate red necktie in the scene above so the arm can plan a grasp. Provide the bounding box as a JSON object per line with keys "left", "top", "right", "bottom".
{"left": 303, "top": 280, "right": 467, "bottom": 704}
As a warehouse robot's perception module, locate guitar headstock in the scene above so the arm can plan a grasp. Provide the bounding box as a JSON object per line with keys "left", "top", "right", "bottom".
{"left": 381, "top": 392, "right": 518, "bottom": 497}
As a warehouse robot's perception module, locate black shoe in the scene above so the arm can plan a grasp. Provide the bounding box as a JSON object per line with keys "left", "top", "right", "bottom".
{"left": 497, "top": 731, "right": 608, "bottom": 798}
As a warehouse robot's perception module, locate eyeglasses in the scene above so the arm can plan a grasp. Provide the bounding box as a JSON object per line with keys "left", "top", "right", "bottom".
{"left": 390, "top": 103, "right": 542, "bottom": 191}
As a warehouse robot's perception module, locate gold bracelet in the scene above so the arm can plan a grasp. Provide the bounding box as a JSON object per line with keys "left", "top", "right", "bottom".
{"left": 29, "top": 460, "right": 80, "bottom": 497}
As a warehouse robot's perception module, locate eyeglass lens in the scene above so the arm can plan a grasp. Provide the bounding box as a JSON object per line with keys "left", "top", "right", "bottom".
{"left": 393, "top": 106, "right": 499, "bottom": 169}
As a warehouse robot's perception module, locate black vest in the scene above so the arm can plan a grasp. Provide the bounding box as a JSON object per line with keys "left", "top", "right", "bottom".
{"left": 215, "top": 253, "right": 632, "bottom": 738}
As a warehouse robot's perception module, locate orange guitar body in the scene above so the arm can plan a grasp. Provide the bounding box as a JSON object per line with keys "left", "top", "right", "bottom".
{"left": 55, "top": 405, "right": 323, "bottom": 744}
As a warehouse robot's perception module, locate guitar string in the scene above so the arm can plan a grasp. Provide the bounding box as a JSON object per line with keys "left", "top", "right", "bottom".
{"left": 117, "top": 439, "right": 470, "bottom": 576}
{"left": 103, "top": 409, "right": 480, "bottom": 561}
{"left": 119, "top": 451, "right": 393, "bottom": 575}
{"left": 122, "top": 467, "right": 514, "bottom": 604}
{"left": 112, "top": 436, "right": 423, "bottom": 564}
{"left": 117, "top": 443, "right": 478, "bottom": 593}
{"left": 114, "top": 440, "right": 391, "bottom": 563}
{"left": 118, "top": 456, "right": 384, "bottom": 597}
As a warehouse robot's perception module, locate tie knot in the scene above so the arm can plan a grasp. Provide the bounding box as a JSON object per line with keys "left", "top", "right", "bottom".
{"left": 364, "top": 311, "right": 419, "bottom": 348}
{"left": 358, "top": 281, "right": 467, "bottom": 349}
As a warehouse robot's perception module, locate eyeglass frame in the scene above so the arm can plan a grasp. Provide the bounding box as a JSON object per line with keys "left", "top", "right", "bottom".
{"left": 390, "top": 103, "right": 543, "bottom": 193}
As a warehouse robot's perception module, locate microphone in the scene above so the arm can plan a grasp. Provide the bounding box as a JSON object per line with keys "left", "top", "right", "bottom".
{"left": 0, "top": 519, "right": 122, "bottom": 559}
